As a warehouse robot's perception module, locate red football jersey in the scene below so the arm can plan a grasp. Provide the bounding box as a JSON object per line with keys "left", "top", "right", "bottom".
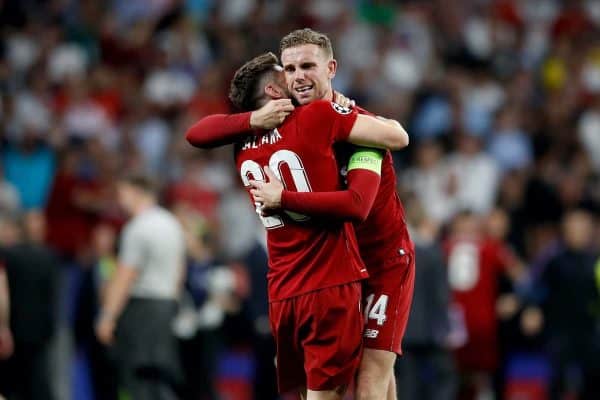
{"left": 335, "top": 106, "right": 412, "bottom": 273}
{"left": 444, "top": 236, "right": 515, "bottom": 370}
{"left": 235, "top": 100, "right": 369, "bottom": 302}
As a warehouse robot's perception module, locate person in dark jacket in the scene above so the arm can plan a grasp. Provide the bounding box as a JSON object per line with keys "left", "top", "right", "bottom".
{"left": 0, "top": 211, "right": 59, "bottom": 400}
{"left": 533, "top": 210, "right": 600, "bottom": 399}
{"left": 395, "top": 197, "right": 457, "bottom": 400}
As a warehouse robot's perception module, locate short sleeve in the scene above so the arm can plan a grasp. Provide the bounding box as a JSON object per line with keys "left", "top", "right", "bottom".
{"left": 119, "top": 224, "right": 146, "bottom": 270}
{"left": 303, "top": 100, "right": 359, "bottom": 143}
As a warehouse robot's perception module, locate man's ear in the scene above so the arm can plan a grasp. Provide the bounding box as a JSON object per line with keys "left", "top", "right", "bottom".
{"left": 264, "top": 83, "right": 283, "bottom": 99}
{"left": 327, "top": 59, "right": 337, "bottom": 79}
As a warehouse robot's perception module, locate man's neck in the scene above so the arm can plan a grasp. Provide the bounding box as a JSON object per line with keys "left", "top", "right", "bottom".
{"left": 325, "top": 89, "right": 334, "bottom": 102}
{"left": 132, "top": 198, "right": 155, "bottom": 217}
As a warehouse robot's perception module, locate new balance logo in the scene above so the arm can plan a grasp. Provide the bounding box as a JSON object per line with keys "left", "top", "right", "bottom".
{"left": 364, "top": 329, "right": 379, "bottom": 339}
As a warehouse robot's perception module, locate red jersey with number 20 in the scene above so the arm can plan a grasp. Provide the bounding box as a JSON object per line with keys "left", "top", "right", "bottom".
{"left": 235, "top": 100, "right": 369, "bottom": 302}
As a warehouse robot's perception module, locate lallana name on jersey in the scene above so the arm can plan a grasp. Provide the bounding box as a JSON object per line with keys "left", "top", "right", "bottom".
{"left": 242, "top": 128, "right": 283, "bottom": 150}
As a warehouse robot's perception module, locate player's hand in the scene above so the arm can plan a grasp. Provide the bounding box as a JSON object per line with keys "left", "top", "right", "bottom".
{"left": 249, "top": 166, "right": 284, "bottom": 211}
{"left": 334, "top": 91, "right": 355, "bottom": 108}
{"left": 521, "top": 306, "right": 544, "bottom": 336}
{"left": 250, "top": 99, "right": 294, "bottom": 129}
{"left": 95, "top": 315, "right": 116, "bottom": 346}
{"left": 0, "top": 326, "right": 14, "bottom": 360}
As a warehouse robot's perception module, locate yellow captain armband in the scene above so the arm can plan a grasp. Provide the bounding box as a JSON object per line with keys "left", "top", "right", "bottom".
{"left": 347, "top": 147, "right": 384, "bottom": 175}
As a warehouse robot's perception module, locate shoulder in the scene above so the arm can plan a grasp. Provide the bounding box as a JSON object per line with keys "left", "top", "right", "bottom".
{"left": 122, "top": 215, "right": 147, "bottom": 240}
{"left": 354, "top": 105, "right": 375, "bottom": 117}
{"left": 154, "top": 207, "right": 184, "bottom": 232}
{"left": 301, "top": 100, "right": 353, "bottom": 117}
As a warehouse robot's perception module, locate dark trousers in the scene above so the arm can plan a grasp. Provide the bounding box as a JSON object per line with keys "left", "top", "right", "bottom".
{"left": 0, "top": 341, "right": 53, "bottom": 400}
{"left": 252, "top": 333, "right": 278, "bottom": 400}
{"left": 125, "top": 368, "right": 179, "bottom": 400}
{"left": 88, "top": 339, "right": 119, "bottom": 400}
{"left": 395, "top": 346, "right": 457, "bottom": 400}
{"left": 116, "top": 298, "right": 182, "bottom": 400}
{"left": 179, "top": 329, "right": 220, "bottom": 400}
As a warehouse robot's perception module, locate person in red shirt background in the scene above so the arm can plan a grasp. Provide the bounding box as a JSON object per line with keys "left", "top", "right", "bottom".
{"left": 444, "top": 209, "right": 524, "bottom": 400}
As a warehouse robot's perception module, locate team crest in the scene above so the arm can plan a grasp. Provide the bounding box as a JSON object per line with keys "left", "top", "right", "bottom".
{"left": 331, "top": 102, "right": 352, "bottom": 115}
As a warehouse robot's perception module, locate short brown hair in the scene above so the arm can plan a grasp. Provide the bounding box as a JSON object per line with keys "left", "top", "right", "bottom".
{"left": 229, "top": 52, "right": 281, "bottom": 111}
{"left": 280, "top": 28, "right": 333, "bottom": 58}
{"left": 119, "top": 172, "right": 158, "bottom": 195}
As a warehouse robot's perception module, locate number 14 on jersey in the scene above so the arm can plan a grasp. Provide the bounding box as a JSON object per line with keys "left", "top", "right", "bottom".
{"left": 364, "top": 293, "right": 388, "bottom": 326}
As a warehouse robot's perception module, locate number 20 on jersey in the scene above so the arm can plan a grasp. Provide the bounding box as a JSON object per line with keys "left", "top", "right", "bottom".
{"left": 240, "top": 149, "right": 312, "bottom": 229}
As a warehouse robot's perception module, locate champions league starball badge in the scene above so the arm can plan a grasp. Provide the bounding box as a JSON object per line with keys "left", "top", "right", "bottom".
{"left": 331, "top": 102, "right": 352, "bottom": 115}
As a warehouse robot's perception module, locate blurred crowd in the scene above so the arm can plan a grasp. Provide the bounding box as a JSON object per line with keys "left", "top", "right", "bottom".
{"left": 0, "top": 0, "right": 599, "bottom": 399}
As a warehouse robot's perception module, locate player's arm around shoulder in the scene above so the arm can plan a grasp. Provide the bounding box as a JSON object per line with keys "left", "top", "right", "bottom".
{"left": 185, "top": 99, "right": 294, "bottom": 148}
{"left": 348, "top": 114, "right": 409, "bottom": 150}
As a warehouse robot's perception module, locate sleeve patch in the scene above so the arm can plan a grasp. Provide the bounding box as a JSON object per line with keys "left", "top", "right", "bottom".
{"left": 331, "top": 102, "right": 352, "bottom": 115}
{"left": 347, "top": 148, "right": 384, "bottom": 175}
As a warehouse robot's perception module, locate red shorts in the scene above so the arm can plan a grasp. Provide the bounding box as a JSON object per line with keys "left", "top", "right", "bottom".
{"left": 269, "top": 282, "right": 364, "bottom": 394}
{"left": 362, "top": 248, "right": 415, "bottom": 355}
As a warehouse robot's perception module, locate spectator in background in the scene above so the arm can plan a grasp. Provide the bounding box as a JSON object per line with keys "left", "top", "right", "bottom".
{"left": 0, "top": 215, "right": 22, "bottom": 376}
{"left": 165, "top": 155, "right": 221, "bottom": 223}
{"left": 445, "top": 132, "right": 500, "bottom": 216}
{"left": 1, "top": 125, "right": 56, "bottom": 211}
{"left": 45, "top": 148, "right": 101, "bottom": 259}
{"left": 532, "top": 210, "right": 600, "bottom": 399}
{"left": 243, "top": 230, "right": 278, "bottom": 400}
{"left": 74, "top": 224, "right": 120, "bottom": 400}
{"left": 172, "top": 204, "right": 225, "bottom": 400}
{"left": 0, "top": 211, "right": 59, "bottom": 400}
{"left": 0, "top": 264, "right": 11, "bottom": 360}
{"left": 487, "top": 105, "right": 533, "bottom": 174}
{"left": 0, "top": 215, "right": 17, "bottom": 367}
{"left": 402, "top": 139, "right": 457, "bottom": 226}
{"left": 578, "top": 96, "right": 600, "bottom": 173}
{"left": 96, "top": 174, "right": 185, "bottom": 400}
{"left": 444, "top": 210, "right": 522, "bottom": 400}
{"left": 61, "top": 75, "right": 119, "bottom": 150}
{"left": 0, "top": 166, "right": 20, "bottom": 216}
{"left": 395, "top": 196, "right": 457, "bottom": 400}
{"left": 0, "top": 266, "right": 12, "bottom": 366}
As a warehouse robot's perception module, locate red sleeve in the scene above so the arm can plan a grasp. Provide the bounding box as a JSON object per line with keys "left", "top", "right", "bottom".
{"left": 497, "top": 243, "right": 518, "bottom": 272}
{"left": 280, "top": 168, "right": 380, "bottom": 222}
{"left": 185, "top": 112, "right": 252, "bottom": 149}
{"left": 354, "top": 105, "right": 376, "bottom": 117}
{"left": 301, "top": 100, "right": 358, "bottom": 143}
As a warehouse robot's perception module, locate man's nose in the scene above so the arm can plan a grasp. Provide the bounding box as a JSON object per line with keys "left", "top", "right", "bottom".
{"left": 294, "top": 69, "right": 306, "bottom": 82}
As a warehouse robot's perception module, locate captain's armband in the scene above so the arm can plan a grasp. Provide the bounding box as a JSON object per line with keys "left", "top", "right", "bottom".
{"left": 347, "top": 148, "right": 384, "bottom": 175}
